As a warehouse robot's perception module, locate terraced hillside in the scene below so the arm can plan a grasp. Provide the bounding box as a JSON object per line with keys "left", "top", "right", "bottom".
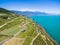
{"left": 0, "top": 8, "right": 57, "bottom": 45}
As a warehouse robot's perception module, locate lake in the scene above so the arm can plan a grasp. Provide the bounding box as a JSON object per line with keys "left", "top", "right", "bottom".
{"left": 30, "top": 16, "right": 60, "bottom": 45}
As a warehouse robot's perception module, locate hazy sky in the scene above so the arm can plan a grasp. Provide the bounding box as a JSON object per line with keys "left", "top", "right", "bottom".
{"left": 0, "top": 0, "right": 60, "bottom": 14}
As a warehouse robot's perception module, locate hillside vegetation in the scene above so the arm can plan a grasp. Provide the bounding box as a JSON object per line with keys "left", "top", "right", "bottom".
{"left": 0, "top": 8, "right": 58, "bottom": 45}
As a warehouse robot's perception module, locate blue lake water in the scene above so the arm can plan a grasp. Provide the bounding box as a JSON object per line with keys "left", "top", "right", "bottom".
{"left": 30, "top": 16, "right": 60, "bottom": 45}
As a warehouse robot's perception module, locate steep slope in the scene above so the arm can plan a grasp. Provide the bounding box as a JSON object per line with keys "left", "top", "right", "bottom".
{"left": 0, "top": 8, "right": 58, "bottom": 45}
{"left": 0, "top": 8, "right": 19, "bottom": 25}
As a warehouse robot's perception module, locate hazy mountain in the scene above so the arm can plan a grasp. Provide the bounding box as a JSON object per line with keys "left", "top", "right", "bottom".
{"left": 11, "top": 10, "right": 60, "bottom": 16}
{"left": 11, "top": 10, "right": 48, "bottom": 16}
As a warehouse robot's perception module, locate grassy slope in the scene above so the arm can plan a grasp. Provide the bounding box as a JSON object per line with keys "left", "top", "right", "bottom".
{"left": 0, "top": 16, "right": 25, "bottom": 42}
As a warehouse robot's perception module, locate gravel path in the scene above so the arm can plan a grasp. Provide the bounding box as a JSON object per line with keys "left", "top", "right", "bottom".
{"left": 30, "top": 33, "right": 40, "bottom": 45}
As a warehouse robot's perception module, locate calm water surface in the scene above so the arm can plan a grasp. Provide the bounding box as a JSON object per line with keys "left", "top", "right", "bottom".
{"left": 30, "top": 16, "right": 60, "bottom": 45}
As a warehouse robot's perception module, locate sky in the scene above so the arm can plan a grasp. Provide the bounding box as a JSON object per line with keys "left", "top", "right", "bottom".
{"left": 0, "top": 0, "right": 60, "bottom": 14}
